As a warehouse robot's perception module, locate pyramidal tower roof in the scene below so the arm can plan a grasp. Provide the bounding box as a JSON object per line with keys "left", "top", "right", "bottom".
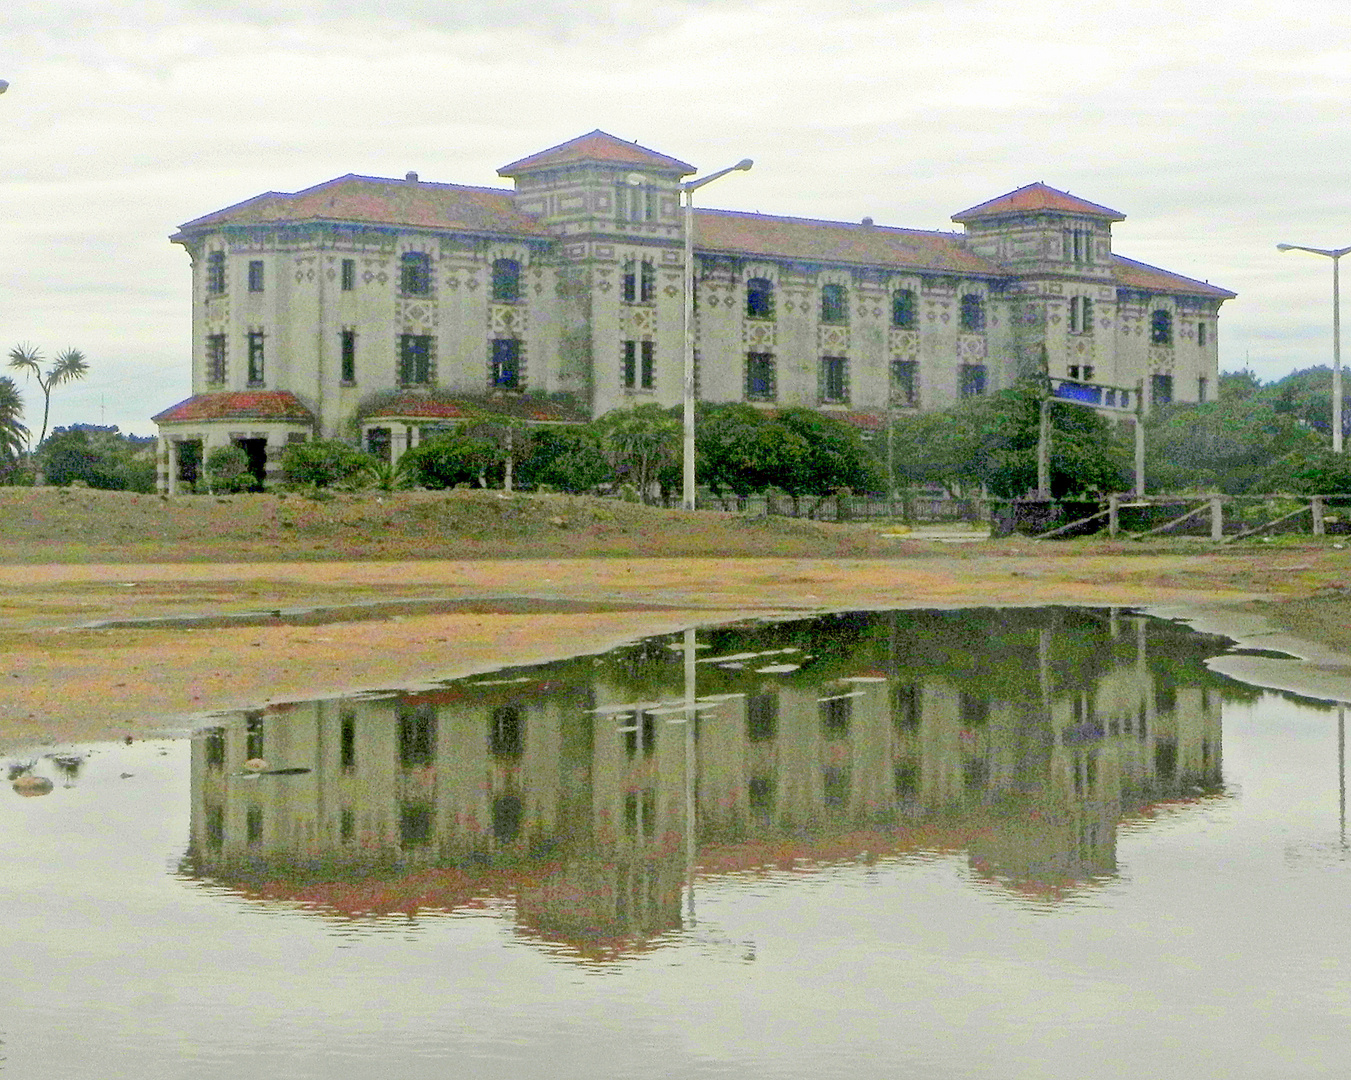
{"left": 952, "top": 182, "right": 1126, "bottom": 223}
{"left": 498, "top": 130, "right": 695, "bottom": 177}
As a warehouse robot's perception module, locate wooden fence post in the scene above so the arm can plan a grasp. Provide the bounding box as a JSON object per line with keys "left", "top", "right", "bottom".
{"left": 1210, "top": 496, "right": 1224, "bottom": 542}
{"left": 1313, "top": 496, "right": 1325, "bottom": 536}
{"left": 1108, "top": 494, "right": 1120, "bottom": 539}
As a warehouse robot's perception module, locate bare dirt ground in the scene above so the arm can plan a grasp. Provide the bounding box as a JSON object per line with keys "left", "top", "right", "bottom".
{"left": 2, "top": 487, "right": 1349, "bottom": 751}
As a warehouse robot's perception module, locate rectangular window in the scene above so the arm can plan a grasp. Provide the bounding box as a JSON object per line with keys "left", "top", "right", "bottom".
{"left": 892, "top": 289, "right": 917, "bottom": 329}
{"left": 1151, "top": 373, "right": 1174, "bottom": 406}
{"left": 1197, "top": 321, "right": 1208, "bottom": 347}
{"left": 341, "top": 258, "right": 356, "bottom": 292}
{"left": 246, "top": 330, "right": 265, "bottom": 385}
{"left": 492, "top": 259, "right": 521, "bottom": 302}
{"left": 205, "top": 250, "right": 226, "bottom": 295}
{"left": 960, "top": 363, "right": 987, "bottom": 398}
{"left": 248, "top": 260, "right": 264, "bottom": 292}
{"left": 641, "top": 340, "right": 654, "bottom": 389}
{"left": 820, "top": 283, "right": 848, "bottom": 324}
{"left": 491, "top": 338, "right": 521, "bottom": 389}
{"left": 623, "top": 260, "right": 655, "bottom": 304}
{"left": 1070, "top": 296, "right": 1094, "bottom": 333}
{"left": 400, "top": 251, "right": 432, "bottom": 296}
{"left": 396, "top": 703, "right": 437, "bottom": 768}
{"left": 398, "top": 334, "right": 433, "bottom": 386}
{"left": 747, "top": 278, "right": 774, "bottom": 320}
{"left": 621, "top": 341, "right": 654, "bottom": 390}
{"left": 960, "top": 294, "right": 986, "bottom": 332}
{"left": 746, "top": 352, "right": 776, "bottom": 401}
{"left": 1082, "top": 365, "right": 1095, "bottom": 382}
{"left": 891, "top": 359, "right": 918, "bottom": 407}
{"left": 206, "top": 333, "right": 227, "bottom": 384}
{"left": 1068, "top": 364, "right": 1080, "bottom": 380}
{"left": 340, "top": 710, "right": 356, "bottom": 771}
{"left": 1198, "top": 376, "right": 1208, "bottom": 404}
{"left": 340, "top": 329, "right": 356, "bottom": 384}
{"left": 820, "top": 356, "right": 849, "bottom": 404}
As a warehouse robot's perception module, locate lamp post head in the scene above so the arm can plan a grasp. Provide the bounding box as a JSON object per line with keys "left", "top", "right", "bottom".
{"left": 735, "top": 158, "right": 754, "bottom": 171}
{"left": 0, "top": 80, "right": 9, "bottom": 95}
{"left": 1276, "top": 243, "right": 1295, "bottom": 252}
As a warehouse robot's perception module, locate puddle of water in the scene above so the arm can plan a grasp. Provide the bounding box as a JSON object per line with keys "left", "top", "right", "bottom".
{"left": 4, "top": 607, "right": 1350, "bottom": 1078}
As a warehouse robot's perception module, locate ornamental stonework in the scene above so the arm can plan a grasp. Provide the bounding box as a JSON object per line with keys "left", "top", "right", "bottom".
{"left": 490, "top": 304, "right": 527, "bottom": 336}
{"left": 888, "top": 329, "right": 919, "bottom": 359}
{"left": 819, "top": 325, "right": 849, "bottom": 353}
{"left": 957, "top": 334, "right": 987, "bottom": 361}
{"left": 744, "top": 321, "right": 776, "bottom": 349}
{"left": 1148, "top": 346, "right": 1174, "bottom": 372}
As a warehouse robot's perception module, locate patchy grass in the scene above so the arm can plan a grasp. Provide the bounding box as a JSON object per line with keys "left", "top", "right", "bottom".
{"left": 0, "top": 487, "right": 900, "bottom": 563}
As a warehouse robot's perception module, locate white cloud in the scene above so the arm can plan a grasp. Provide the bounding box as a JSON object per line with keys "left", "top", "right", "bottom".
{"left": 1, "top": 0, "right": 1349, "bottom": 435}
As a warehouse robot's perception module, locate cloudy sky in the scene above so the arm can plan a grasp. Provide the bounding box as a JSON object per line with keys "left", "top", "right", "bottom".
{"left": 1, "top": 0, "right": 1347, "bottom": 437}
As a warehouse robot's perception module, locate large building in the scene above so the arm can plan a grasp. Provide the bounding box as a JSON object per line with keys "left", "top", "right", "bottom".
{"left": 153, "top": 130, "right": 1235, "bottom": 493}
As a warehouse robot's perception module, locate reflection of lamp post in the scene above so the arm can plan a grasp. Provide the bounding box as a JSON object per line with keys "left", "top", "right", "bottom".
{"left": 1277, "top": 242, "right": 1350, "bottom": 453}
{"left": 682, "top": 159, "right": 753, "bottom": 511}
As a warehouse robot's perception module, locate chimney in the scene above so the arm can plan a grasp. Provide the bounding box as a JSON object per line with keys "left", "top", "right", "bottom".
{"left": 405, "top": 171, "right": 419, "bottom": 184}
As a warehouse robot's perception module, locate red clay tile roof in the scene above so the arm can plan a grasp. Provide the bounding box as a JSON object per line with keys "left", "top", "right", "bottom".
{"left": 695, "top": 209, "right": 1004, "bottom": 277}
{"left": 362, "top": 392, "right": 590, "bottom": 425}
{"left": 174, "top": 175, "right": 552, "bottom": 239}
{"left": 153, "top": 391, "right": 315, "bottom": 424}
{"left": 952, "top": 182, "right": 1126, "bottom": 223}
{"left": 1111, "top": 254, "right": 1236, "bottom": 300}
{"left": 498, "top": 130, "right": 694, "bottom": 177}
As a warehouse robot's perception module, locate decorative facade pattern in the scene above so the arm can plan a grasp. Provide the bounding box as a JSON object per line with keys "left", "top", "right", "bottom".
{"left": 154, "top": 132, "right": 1235, "bottom": 494}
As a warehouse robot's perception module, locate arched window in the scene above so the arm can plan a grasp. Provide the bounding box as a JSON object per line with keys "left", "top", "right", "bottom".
{"left": 820, "top": 283, "right": 848, "bottom": 324}
{"left": 747, "top": 277, "right": 774, "bottom": 319}
{"left": 491, "top": 258, "right": 521, "bottom": 302}
{"left": 960, "top": 293, "right": 985, "bottom": 332}
{"left": 891, "top": 289, "right": 917, "bottom": 329}
{"left": 1150, "top": 309, "right": 1173, "bottom": 345}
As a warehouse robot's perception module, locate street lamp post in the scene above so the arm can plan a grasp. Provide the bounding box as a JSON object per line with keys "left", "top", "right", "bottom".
{"left": 1277, "top": 242, "right": 1350, "bottom": 453}
{"left": 682, "top": 158, "right": 753, "bottom": 511}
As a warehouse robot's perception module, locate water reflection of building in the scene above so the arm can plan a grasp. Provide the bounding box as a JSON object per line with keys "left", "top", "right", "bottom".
{"left": 182, "top": 608, "right": 1230, "bottom": 952}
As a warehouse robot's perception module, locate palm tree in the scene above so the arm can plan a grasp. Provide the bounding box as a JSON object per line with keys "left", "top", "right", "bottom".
{"left": 8, "top": 343, "right": 89, "bottom": 448}
{"left": 0, "top": 375, "right": 28, "bottom": 480}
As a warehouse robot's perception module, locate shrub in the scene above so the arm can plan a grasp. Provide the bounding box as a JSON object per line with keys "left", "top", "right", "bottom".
{"left": 281, "top": 439, "right": 372, "bottom": 489}
{"left": 203, "top": 445, "right": 254, "bottom": 493}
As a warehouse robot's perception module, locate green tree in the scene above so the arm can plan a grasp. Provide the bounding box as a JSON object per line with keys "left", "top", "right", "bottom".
{"left": 887, "top": 410, "right": 980, "bottom": 496}
{"left": 694, "top": 402, "right": 785, "bottom": 504}
{"left": 280, "top": 439, "right": 372, "bottom": 488}
{"left": 400, "top": 429, "right": 500, "bottom": 489}
{"left": 0, "top": 376, "right": 29, "bottom": 483}
{"left": 7, "top": 345, "right": 89, "bottom": 448}
{"left": 203, "top": 444, "right": 254, "bottom": 493}
{"left": 38, "top": 427, "right": 156, "bottom": 491}
{"left": 767, "top": 408, "right": 886, "bottom": 511}
{"left": 516, "top": 425, "right": 610, "bottom": 493}
{"left": 1144, "top": 390, "right": 1321, "bottom": 494}
{"left": 594, "top": 403, "right": 680, "bottom": 504}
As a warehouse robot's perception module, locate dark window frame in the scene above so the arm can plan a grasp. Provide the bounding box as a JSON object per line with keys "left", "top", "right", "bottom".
{"left": 960, "top": 363, "right": 987, "bottom": 398}
{"left": 820, "top": 283, "right": 848, "bottom": 325}
{"left": 398, "top": 333, "right": 434, "bottom": 386}
{"left": 746, "top": 277, "right": 774, "bottom": 320}
{"left": 890, "top": 359, "right": 918, "bottom": 407}
{"left": 206, "top": 333, "right": 227, "bottom": 384}
{"left": 247, "top": 260, "right": 264, "bottom": 293}
{"left": 205, "top": 250, "right": 226, "bottom": 295}
{"left": 746, "top": 352, "right": 776, "bottom": 401}
{"left": 891, "top": 288, "right": 917, "bottom": 329}
{"left": 622, "top": 259, "right": 656, "bottom": 304}
{"left": 491, "top": 258, "right": 522, "bottom": 303}
{"left": 340, "top": 328, "right": 356, "bottom": 385}
{"left": 1150, "top": 309, "right": 1173, "bottom": 346}
{"left": 491, "top": 338, "right": 522, "bottom": 390}
{"left": 246, "top": 330, "right": 265, "bottom": 386}
{"left": 340, "top": 258, "right": 356, "bottom": 292}
{"left": 400, "top": 251, "right": 433, "bottom": 296}
{"left": 820, "top": 355, "right": 849, "bottom": 404}
{"left": 959, "top": 293, "right": 986, "bottom": 332}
